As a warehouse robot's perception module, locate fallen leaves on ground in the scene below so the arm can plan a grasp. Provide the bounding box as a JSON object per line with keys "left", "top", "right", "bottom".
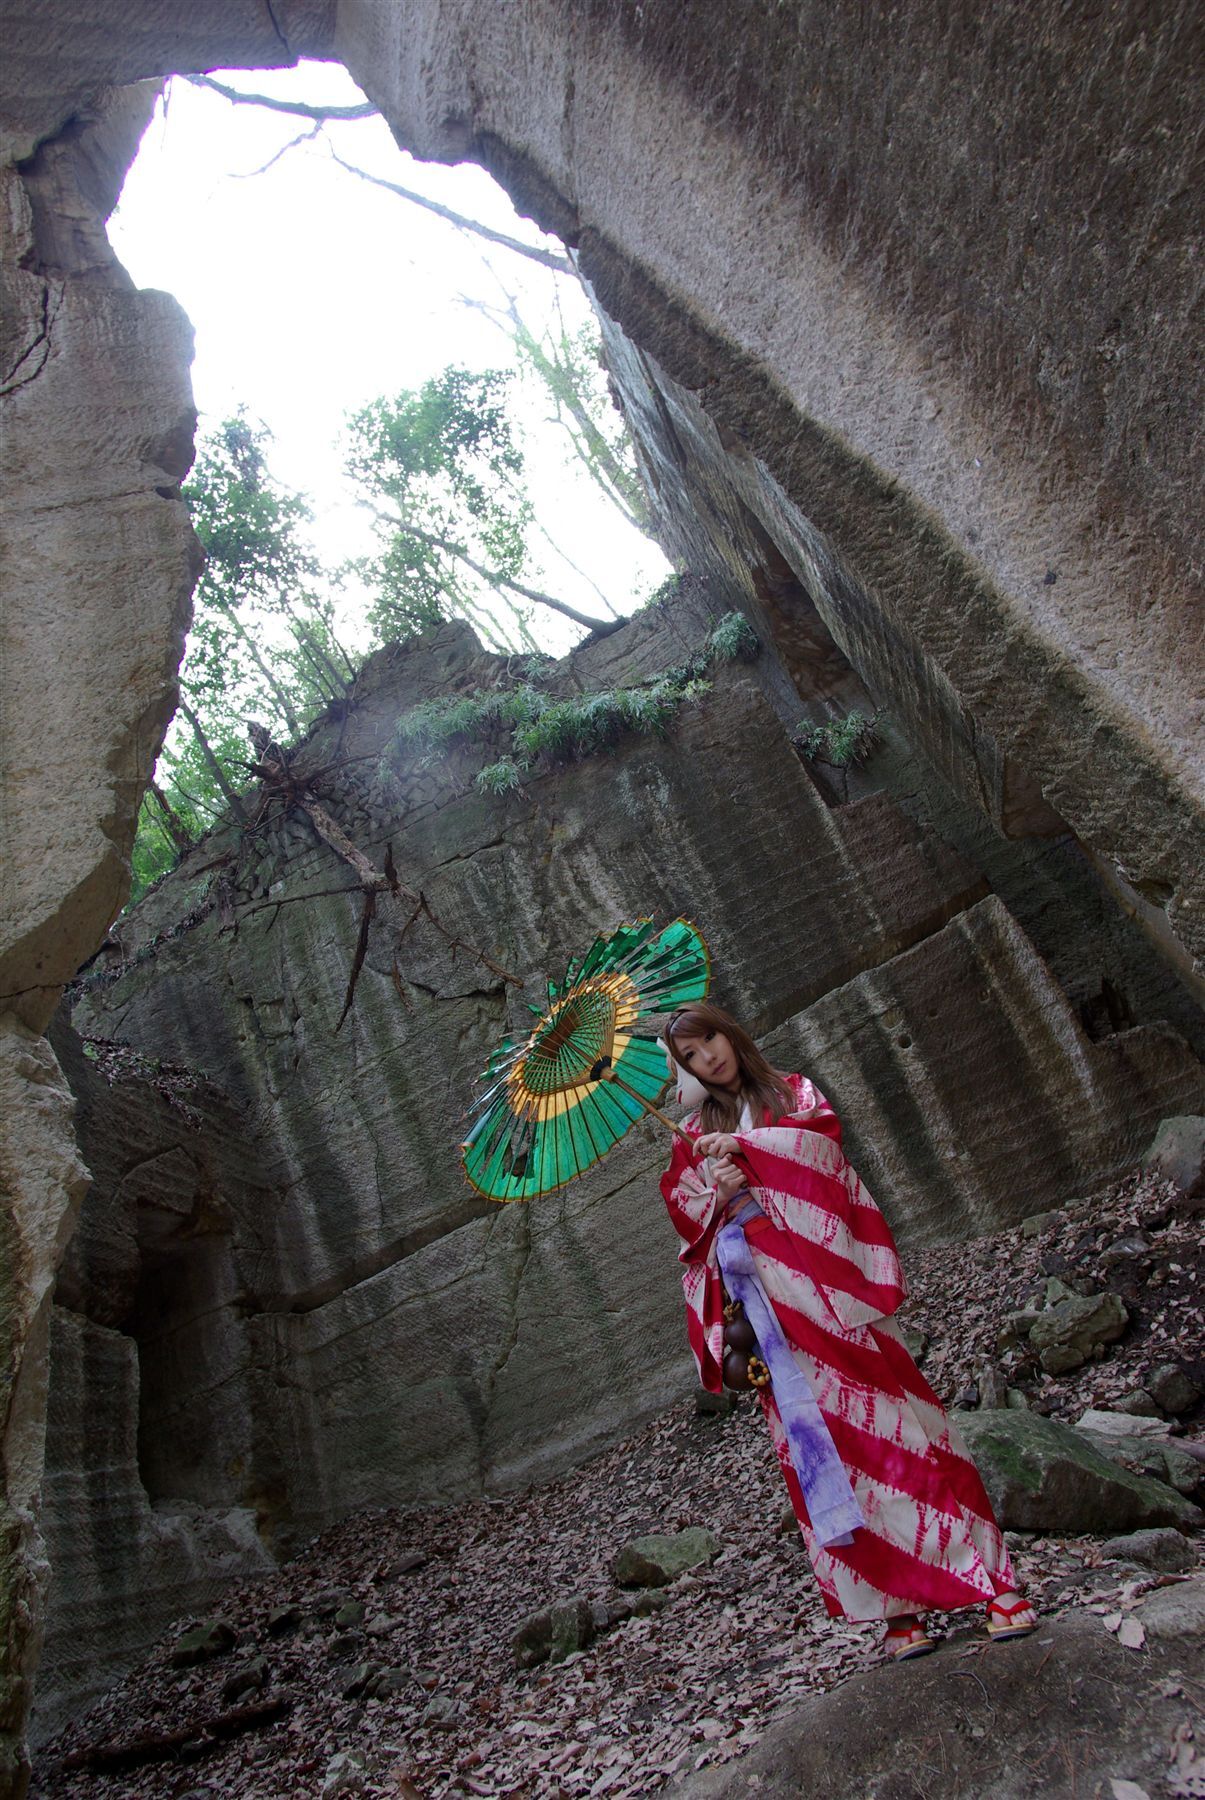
{"left": 33, "top": 1168, "right": 1203, "bottom": 1800}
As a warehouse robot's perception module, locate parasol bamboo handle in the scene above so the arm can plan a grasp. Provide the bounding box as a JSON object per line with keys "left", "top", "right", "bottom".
{"left": 597, "top": 1064, "right": 696, "bottom": 1143}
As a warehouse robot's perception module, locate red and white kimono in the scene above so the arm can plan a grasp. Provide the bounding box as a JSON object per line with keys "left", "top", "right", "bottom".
{"left": 660, "top": 1073, "right": 1017, "bottom": 1621}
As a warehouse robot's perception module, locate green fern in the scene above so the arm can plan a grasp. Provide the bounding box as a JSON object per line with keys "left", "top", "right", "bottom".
{"left": 706, "top": 611, "right": 760, "bottom": 663}
{"left": 793, "top": 709, "right": 881, "bottom": 768}
{"left": 386, "top": 609, "right": 754, "bottom": 796}
{"left": 476, "top": 758, "right": 525, "bottom": 795}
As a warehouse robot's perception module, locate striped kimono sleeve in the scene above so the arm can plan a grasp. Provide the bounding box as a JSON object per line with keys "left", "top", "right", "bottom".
{"left": 660, "top": 1125, "right": 726, "bottom": 1391}
{"left": 733, "top": 1075, "right": 906, "bottom": 1332}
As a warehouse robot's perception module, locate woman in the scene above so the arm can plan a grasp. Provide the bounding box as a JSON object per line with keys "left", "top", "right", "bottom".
{"left": 659, "top": 1001, "right": 1036, "bottom": 1659}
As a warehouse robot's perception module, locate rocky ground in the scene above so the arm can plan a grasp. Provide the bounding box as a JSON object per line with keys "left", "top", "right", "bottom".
{"left": 32, "top": 1168, "right": 1204, "bottom": 1800}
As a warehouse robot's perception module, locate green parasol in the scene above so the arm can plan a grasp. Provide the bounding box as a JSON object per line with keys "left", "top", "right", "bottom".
{"left": 461, "top": 917, "right": 710, "bottom": 1201}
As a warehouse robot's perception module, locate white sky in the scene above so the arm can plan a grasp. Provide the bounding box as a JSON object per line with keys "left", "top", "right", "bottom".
{"left": 109, "top": 61, "right": 670, "bottom": 659}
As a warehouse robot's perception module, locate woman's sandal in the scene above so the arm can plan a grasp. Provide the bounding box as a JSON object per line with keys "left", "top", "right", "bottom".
{"left": 884, "top": 1615, "right": 936, "bottom": 1661}
{"left": 986, "top": 1593, "right": 1038, "bottom": 1640}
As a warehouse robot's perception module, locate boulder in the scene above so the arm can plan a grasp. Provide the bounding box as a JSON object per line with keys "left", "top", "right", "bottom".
{"left": 1077, "top": 1432, "right": 1202, "bottom": 1499}
{"left": 1146, "top": 1363, "right": 1202, "bottom": 1417}
{"left": 952, "top": 1410, "right": 1202, "bottom": 1532}
{"left": 1099, "top": 1234, "right": 1151, "bottom": 1265}
{"left": 996, "top": 1310, "right": 1041, "bottom": 1353}
{"left": 512, "top": 1598, "right": 597, "bottom": 1669}
{"left": 1141, "top": 1117, "right": 1205, "bottom": 1204}
{"left": 976, "top": 1360, "right": 1008, "bottom": 1410}
{"left": 1020, "top": 1210, "right": 1063, "bottom": 1239}
{"left": 1135, "top": 1576, "right": 1205, "bottom": 1642}
{"left": 220, "top": 1655, "right": 270, "bottom": 1703}
{"left": 1160, "top": 1446, "right": 1205, "bottom": 1497}
{"left": 1075, "top": 1408, "right": 1168, "bottom": 1438}
{"left": 364, "top": 1613, "right": 401, "bottom": 1638}
{"left": 321, "top": 1751, "right": 368, "bottom": 1797}
{"left": 169, "top": 1619, "right": 237, "bottom": 1668}
{"left": 613, "top": 1528, "right": 721, "bottom": 1588}
{"left": 1111, "top": 1389, "right": 1160, "bottom": 1417}
{"left": 340, "top": 1662, "right": 382, "bottom": 1699}
{"left": 312, "top": 1590, "right": 352, "bottom": 1619}
{"left": 1099, "top": 1528, "right": 1196, "bottom": 1573}
{"left": 694, "top": 1390, "right": 739, "bottom": 1419}
{"left": 420, "top": 1694, "right": 461, "bottom": 1730}
{"left": 672, "top": 1599, "right": 1205, "bottom": 1799}
{"left": 900, "top": 1326, "right": 929, "bottom": 1364}
{"left": 1029, "top": 1292, "right": 1128, "bottom": 1373}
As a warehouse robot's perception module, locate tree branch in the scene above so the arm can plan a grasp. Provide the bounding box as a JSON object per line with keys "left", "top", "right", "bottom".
{"left": 377, "top": 512, "right": 623, "bottom": 635}
{"left": 327, "top": 146, "right": 575, "bottom": 275}
{"left": 184, "top": 74, "right": 377, "bottom": 120}
{"left": 233, "top": 119, "right": 323, "bottom": 178}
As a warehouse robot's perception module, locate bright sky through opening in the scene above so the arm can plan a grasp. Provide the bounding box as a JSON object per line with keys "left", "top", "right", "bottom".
{"left": 109, "top": 61, "right": 670, "bottom": 659}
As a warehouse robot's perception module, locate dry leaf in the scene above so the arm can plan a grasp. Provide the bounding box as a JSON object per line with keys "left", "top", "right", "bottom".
{"left": 1117, "top": 1617, "right": 1146, "bottom": 1651}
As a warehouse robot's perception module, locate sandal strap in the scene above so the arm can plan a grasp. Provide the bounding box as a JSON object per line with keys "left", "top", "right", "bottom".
{"left": 987, "top": 1595, "right": 1033, "bottom": 1621}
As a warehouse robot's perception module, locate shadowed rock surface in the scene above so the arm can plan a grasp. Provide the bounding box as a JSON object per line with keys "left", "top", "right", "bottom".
{"left": 674, "top": 1580, "right": 1205, "bottom": 1799}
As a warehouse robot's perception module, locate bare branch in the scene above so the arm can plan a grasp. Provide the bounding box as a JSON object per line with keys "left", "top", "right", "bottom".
{"left": 233, "top": 119, "right": 323, "bottom": 178}
{"left": 184, "top": 74, "right": 376, "bottom": 120}
{"left": 335, "top": 889, "right": 377, "bottom": 1031}
{"left": 327, "top": 145, "right": 575, "bottom": 275}
{"left": 370, "top": 509, "right": 624, "bottom": 635}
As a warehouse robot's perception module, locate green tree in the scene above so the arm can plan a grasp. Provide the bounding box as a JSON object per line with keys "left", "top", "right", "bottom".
{"left": 183, "top": 411, "right": 352, "bottom": 739}
{"left": 346, "top": 366, "right": 618, "bottom": 648}
{"left": 129, "top": 414, "right": 347, "bottom": 902}
{"left": 465, "top": 289, "right": 649, "bottom": 536}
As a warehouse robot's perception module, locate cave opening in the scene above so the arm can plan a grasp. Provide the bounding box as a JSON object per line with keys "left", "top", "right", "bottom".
{"left": 109, "top": 59, "right": 672, "bottom": 901}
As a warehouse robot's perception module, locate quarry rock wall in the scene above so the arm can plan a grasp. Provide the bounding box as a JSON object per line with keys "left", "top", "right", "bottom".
{"left": 51, "top": 598, "right": 1205, "bottom": 1728}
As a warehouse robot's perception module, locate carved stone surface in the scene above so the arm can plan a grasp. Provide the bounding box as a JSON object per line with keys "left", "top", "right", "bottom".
{"left": 33, "top": 1308, "right": 272, "bottom": 1744}
{"left": 330, "top": 0, "right": 1205, "bottom": 967}
{"left": 767, "top": 898, "right": 1205, "bottom": 1246}
{"left": 0, "top": 89, "right": 197, "bottom": 1036}
{"left": 0, "top": 1021, "right": 89, "bottom": 1794}
{"left": 58, "top": 620, "right": 1205, "bottom": 1595}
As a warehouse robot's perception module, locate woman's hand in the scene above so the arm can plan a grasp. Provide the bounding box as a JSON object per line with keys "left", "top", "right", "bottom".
{"left": 712, "top": 1155, "right": 748, "bottom": 1207}
{"left": 696, "top": 1131, "right": 741, "bottom": 1159}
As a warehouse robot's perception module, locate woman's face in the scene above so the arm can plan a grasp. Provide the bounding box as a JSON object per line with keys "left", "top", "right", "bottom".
{"left": 672, "top": 1026, "right": 742, "bottom": 1093}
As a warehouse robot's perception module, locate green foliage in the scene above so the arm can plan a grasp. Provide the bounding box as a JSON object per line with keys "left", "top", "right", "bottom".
{"left": 510, "top": 681, "right": 690, "bottom": 761}
{"left": 706, "top": 611, "right": 761, "bottom": 663}
{"left": 505, "top": 311, "right": 649, "bottom": 533}
{"left": 346, "top": 367, "right": 537, "bottom": 646}
{"left": 129, "top": 412, "right": 349, "bottom": 905}
{"left": 182, "top": 410, "right": 345, "bottom": 732}
{"left": 792, "top": 709, "right": 881, "bottom": 768}
{"left": 475, "top": 758, "right": 525, "bottom": 796}
{"left": 386, "top": 612, "right": 755, "bottom": 796}
{"left": 514, "top": 652, "right": 556, "bottom": 687}
{"left": 638, "top": 572, "right": 684, "bottom": 613}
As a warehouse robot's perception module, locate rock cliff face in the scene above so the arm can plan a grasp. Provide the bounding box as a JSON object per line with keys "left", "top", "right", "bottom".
{"left": 1, "top": 0, "right": 1202, "bottom": 1788}
{"left": 49, "top": 588, "right": 1204, "bottom": 1730}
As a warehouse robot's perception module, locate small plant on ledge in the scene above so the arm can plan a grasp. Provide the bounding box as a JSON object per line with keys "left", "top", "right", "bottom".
{"left": 382, "top": 610, "right": 761, "bottom": 797}
{"left": 792, "top": 708, "right": 881, "bottom": 770}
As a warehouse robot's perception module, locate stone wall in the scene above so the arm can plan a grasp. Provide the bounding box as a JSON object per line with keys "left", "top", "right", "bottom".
{"left": 51, "top": 596, "right": 1203, "bottom": 1723}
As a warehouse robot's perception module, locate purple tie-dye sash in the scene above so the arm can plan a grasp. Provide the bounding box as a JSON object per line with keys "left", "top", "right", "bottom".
{"left": 717, "top": 1200, "right": 865, "bottom": 1548}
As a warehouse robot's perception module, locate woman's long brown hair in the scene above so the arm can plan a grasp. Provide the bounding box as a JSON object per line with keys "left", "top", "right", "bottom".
{"left": 665, "top": 1001, "right": 796, "bottom": 1134}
